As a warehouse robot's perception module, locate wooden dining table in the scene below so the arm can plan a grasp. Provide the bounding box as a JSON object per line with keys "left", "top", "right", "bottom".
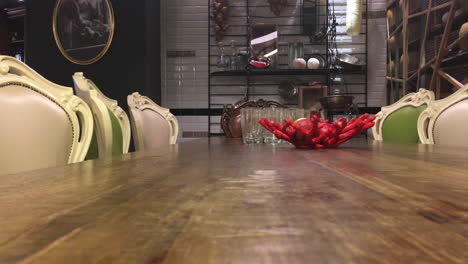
{"left": 0, "top": 138, "right": 467, "bottom": 264}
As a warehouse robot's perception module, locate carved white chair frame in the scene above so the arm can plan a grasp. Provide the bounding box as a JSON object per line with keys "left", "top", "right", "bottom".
{"left": 372, "top": 88, "right": 435, "bottom": 141}
{"left": 418, "top": 84, "right": 468, "bottom": 144}
{"left": 73, "top": 72, "right": 131, "bottom": 157}
{"left": 127, "top": 92, "right": 178, "bottom": 151}
{"left": 0, "top": 56, "right": 93, "bottom": 163}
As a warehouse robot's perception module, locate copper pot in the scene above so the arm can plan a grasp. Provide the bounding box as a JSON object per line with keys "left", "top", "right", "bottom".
{"left": 320, "top": 95, "right": 354, "bottom": 110}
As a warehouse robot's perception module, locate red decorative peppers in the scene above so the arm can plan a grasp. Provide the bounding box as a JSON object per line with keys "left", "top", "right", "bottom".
{"left": 258, "top": 114, "right": 376, "bottom": 149}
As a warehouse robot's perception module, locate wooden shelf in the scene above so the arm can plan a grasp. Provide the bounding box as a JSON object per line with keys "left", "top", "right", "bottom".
{"left": 408, "top": 38, "right": 420, "bottom": 51}
{"left": 387, "top": 0, "right": 464, "bottom": 101}
{"left": 11, "top": 40, "right": 24, "bottom": 44}
{"left": 389, "top": 22, "right": 403, "bottom": 38}
{"left": 428, "top": 13, "right": 468, "bottom": 39}
{"left": 388, "top": 37, "right": 420, "bottom": 55}
{"left": 440, "top": 51, "right": 468, "bottom": 68}
{"left": 210, "top": 68, "right": 366, "bottom": 77}
{"left": 407, "top": 57, "right": 436, "bottom": 81}
{"left": 408, "top": 1, "right": 453, "bottom": 19}
{"left": 386, "top": 76, "right": 404, "bottom": 83}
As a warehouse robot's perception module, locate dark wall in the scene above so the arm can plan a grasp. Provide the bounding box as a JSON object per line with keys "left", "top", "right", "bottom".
{"left": 0, "top": 12, "right": 9, "bottom": 55}
{"left": 25, "top": 0, "right": 161, "bottom": 108}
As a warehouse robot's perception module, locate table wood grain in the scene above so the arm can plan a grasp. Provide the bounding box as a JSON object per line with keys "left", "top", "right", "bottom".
{"left": 0, "top": 138, "right": 467, "bottom": 264}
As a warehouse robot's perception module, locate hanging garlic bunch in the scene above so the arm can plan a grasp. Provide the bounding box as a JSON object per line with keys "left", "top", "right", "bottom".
{"left": 267, "top": 0, "right": 289, "bottom": 16}
{"left": 211, "top": 0, "right": 230, "bottom": 41}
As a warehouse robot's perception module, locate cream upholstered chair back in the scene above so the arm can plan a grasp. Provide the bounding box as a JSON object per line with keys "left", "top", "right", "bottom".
{"left": 372, "top": 89, "right": 434, "bottom": 143}
{"left": 0, "top": 56, "right": 93, "bottom": 175}
{"left": 418, "top": 84, "right": 468, "bottom": 147}
{"left": 73, "top": 72, "right": 131, "bottom": 159}
{"left": 127, "top": 92, "right": 178, "bottom": 151}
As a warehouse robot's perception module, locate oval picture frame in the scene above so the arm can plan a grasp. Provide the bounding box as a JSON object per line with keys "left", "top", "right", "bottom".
{"left": 53, "top": 0, "right": 115, "bottom": 65}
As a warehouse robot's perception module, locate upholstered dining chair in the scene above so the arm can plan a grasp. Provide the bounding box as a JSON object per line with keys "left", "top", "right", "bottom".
{"left": 0, "top": 56, "right": 93, "bottom": 175}
{"left": 127, "top": 92, "right": 178, "bottom": 151}
{"left": 418, "top": 84, "right": 468, "bottom": 147}
{"left": 73, "top": 73, "right": 131, "bottom": 159}
{"left": 372, "top": 88, "right": 434, "bottom": 143}
{"left": 221, "top": 99, "right": 287, "bottom": 138}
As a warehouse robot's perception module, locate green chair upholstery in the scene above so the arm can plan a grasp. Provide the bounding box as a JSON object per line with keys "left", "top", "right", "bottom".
{"left": 382, "top": 105, "right": 427, "bottom": 143}
{"left": 86, "top": 130, "right": 99, "bottom": 160}
{"left": 74, "top": 72, "right": 131, "bottom": 160}
{"left": 108, "top": 108, "right": 124, "bottom": 156}
{"left": 86, "top": 107, "right": 124, "bottom": 160}
{"left": 373, "top": 89, "right": 434, "bottom": 143}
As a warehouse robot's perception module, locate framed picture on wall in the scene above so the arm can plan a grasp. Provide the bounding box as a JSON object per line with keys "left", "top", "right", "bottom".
{"left": 53, "top": 0, "right": 114, "bottom": 65}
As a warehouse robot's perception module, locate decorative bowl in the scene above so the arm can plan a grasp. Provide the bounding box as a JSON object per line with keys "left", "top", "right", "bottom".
{"left": 336, "top": 54, "right": 366, "bottom": 71}
{"left": 259, "top": 114, "right": 375, "bottom": 149}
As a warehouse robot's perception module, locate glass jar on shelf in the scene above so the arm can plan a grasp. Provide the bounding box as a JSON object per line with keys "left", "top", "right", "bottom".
{"left": 216, "top": 42, "right": 230, "bottom": 69}
{"left": 288, "top": 42, "right": 304, "bottom": 68}
{"left": 229, "top": 40, "right": 239, "bottom": 70}
{"left": 237, "top": 47, "right": 249, "bottom": 70}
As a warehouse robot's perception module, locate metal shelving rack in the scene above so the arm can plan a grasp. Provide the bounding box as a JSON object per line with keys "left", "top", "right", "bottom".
{"left": 208, "top": 0, "right": 368, "bottom": 136}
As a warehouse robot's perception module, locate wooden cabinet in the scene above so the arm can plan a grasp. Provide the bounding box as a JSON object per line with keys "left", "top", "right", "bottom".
{"left": 298, "top": 84, "right": 327, "bottom": 109}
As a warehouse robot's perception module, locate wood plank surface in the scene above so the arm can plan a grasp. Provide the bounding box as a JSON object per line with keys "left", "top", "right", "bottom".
{"left": 0, "top": 138, "right": 467, "bottom": 264}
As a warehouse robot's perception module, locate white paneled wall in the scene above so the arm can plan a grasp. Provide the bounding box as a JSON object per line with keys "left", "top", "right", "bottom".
{"left": 161, "top": 0, "right": 387, "bottom": 136}
{"left": 161, "top": 0, "right": 209, "bottom": 109}
{"left": 160, "top": 0, "right": 209, "bottom": 136}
